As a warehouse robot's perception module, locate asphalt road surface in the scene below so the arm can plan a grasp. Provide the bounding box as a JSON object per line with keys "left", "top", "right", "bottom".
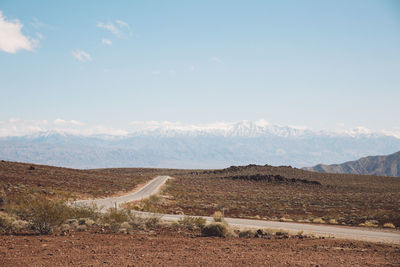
{"left": 75, "top": 175, "right": 400, "bottom": 244}
{"left": 74, "top": 175, "right": 170, "bottom": 210}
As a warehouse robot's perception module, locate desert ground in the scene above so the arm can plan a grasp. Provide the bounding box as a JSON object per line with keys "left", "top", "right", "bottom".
{"left": 1, "top": 160, "right": 399, "bottom": 266}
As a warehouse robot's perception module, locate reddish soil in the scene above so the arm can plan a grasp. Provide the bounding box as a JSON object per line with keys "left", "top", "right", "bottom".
{"left": 0, "top": 161, "right": 170, "bottom": 198}
{"left": 158, "top": 165, "right": 400, "bottom": 227}
{"left": 1, "top": 230, "right": 399, "bottom": 266}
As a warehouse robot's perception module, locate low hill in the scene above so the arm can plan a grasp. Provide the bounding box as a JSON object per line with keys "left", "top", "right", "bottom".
{"left": 303, "top": 151, "right": 400, "bottom": 177}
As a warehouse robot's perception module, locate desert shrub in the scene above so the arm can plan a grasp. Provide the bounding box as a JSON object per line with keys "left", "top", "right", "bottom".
{"left": 11, "top": 219, "right": 29, "bottom": 232}
{"left": 144, "top": 215, "right": 161, "bottom": 229}
{"left": 13, "top": 196, "right": 71, "bottom": 234}
{"left": 101, "top": 208, "right": 130, "bottom": 224}
{"left": 141, "top": 195, "right": 162, "bottom": 213}
{"left": 279, "top": 217, "right": 294, "bottom": 222}
{"left": 178, "top": 216, "right": 206, "bottom": 230}
{"left": 312, "top": 218, "right": 325, "bottom": 224}
{"left": 328, "top": 219, "right": 338, "bottom": 224}
{"left": 296, "top": 230, "right": 304, "bottom": 237}
{"left": 128, "top": 214, "right": 147, "bottom": 229}
{"left": 76, "top": 225, "right": 87, "bottom": 232}
{"left": 0, "top": 211, "right": 15, "bottom": 232}
{"left": 70, "top": 204, "right": 100, "bottom": 221}
{"left": 201, "top": 222, "right": 230, "bottom": 237}
{"left": 212, "top": 211, "right": 224, "bottom": 222}
{"left": 120, "top": 221, "right": 131, "bottom": 230}
{"left": 78, "top": 218, "right": 95, "bottom": 226}
{"left": 383, "top": 223, "right": 395, "bottom": 229}
{"left": 238, "top": 229, "right": 255, "bottom": 238}
{"left": 359, "top": 220, "right": 379, "bottom": 228}
{"left": 3, "top": 193, "right": 101, "bottom": 234}
{"left": 60, "top": 224, "right": 71, "bottom": 232}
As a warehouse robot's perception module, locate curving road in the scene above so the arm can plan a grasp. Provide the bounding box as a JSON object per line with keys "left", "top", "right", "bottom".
{"left": 75, "top": 175, "right": 400, "bottom": 244}
{"left": 74, "top": 175, "right": 170, "bottom": 210}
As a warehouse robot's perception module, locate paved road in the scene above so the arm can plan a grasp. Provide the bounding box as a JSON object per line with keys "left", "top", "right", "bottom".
{"left": 132, "top": 212, "right": 399, "bottom": 244}
{"left": 74, "top": 175, "right": 400, "bottom": 244}
{"left": 74, "top": 176, "right": 170, "bottom": 210}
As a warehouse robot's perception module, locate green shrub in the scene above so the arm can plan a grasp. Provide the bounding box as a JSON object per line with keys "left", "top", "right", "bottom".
{"left": 201, "top": 222, "right": 230, "bottom": 237}
{"left": 101, "top": 208, "right": 130, "bottom": 224}
{"left": 14, "top": 196, "right": 70, "bottom": 234}
{"left": 70, "top": 204, "right": 100, "bottom": 221}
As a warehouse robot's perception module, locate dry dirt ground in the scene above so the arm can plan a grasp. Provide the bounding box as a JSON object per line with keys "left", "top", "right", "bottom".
{"left": 156, "top": 165, "right": 400, "bottom": 227}
{"left": 1, "top": 230, "right": 399, "bottom": 267}
{"left": 0, "top": 161, "right": 176, "bottom": 198}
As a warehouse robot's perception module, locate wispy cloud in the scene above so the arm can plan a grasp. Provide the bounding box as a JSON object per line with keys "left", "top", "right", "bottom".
{"left": 72, "top": 49, "right": 92, "bottom": 62}
{"left": 0, "top": 118, "right": 127, "bottom": 137}
{"left": 97, "top": 20, "right": 132, "bottom": 37}
{"left": 54, "top": 118, "right": 85, "bottom": 126}
{"left": 97, "top": 22, "right": 119, "bottom": 36}
{"left": 211, "top": 56, "right": 223, "bottom": 64}
{"left": 115, "top": 20, "right": 129, "bottom": 28}
{"left": 30, "top": 17, "right": 47, "bottom": 29}
{"left": 0, "top": 11, "right": 37, "bottom": 54}
{"left": 102, "top": 38, "right": 112, "bottom": 45}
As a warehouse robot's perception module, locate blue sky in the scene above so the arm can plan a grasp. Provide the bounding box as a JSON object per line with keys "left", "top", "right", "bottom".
{"left": 0, "top": 0, "right": 399, "bottom": 134}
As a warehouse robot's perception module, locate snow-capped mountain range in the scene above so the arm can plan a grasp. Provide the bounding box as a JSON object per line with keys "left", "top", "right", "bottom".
{"left": 1, "top": 119, "right": 399, "bottom": 169}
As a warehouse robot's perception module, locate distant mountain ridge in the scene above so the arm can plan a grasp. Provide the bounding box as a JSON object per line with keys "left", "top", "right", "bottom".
{"left": 1, "top": 120, "right": 400, "bottom": 169}
{"left": 303, "top": 151, "right": 400, "bottom": 177}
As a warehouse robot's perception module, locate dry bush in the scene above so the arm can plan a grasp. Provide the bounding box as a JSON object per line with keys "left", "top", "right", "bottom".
{"left": 101, "top": 208, "right": 130, "bottom": 224}
{"left": 383, "top": 223, "right": 395, "bottom": 229}
{"left": 238, "top": 229, "right": 255, "bottom": 238}
{"left": 144, "top": 215, "right": 161, "bottom": 229}
{"left": 279, "top": 217, "right": 294, "bottom": 222}
{"left": 201, "top": 222, "right": 232, "bottom": 237}
{"left": 178, "top": 216, "right": 206, "bottom": 230}
{"left": 136, "top": 195, "right": 162, "bottom": 213}
{"left": 70, "top": 204, "right": 100, "bottom": 221}
{"left": 0, "top": 211, "right": 15, "bottom": 232}
{"left": 10, "top": 196, "right": 71, "bottom": 234}
{"left": 328, "top": 219, "right": 338, "bottom": 224}
{"left": 359, "top": 220, "right": 379, "bottom": 228}
{"left": 212, "top": 211, "right": 224, "bottom": 222}
{"left": 312, "top": 218, "right": 325, "bottom": 224}
{"left": 127, "top": 214, "right": 147, "bottom": 229}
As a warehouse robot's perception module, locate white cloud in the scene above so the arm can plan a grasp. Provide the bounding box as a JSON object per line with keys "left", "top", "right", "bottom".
{"left": 0, "top": 118, "right": 127, "bottom": 137}
{"left": 72, "top": 49, "right": 92, "bottom": 62}
{"left": 0, "top": 11, "right": 37, "bottom": 54}
{"left": 97, "top": 22, "right": 119, "bottom": 36}
{"left": 97, "top": 20, "right": 132, "bottom": 37}
{"left": 30, "top": 17, "right": 46, "bottom": 29}
{"left": 36, "top": 32, "right": 44, "bottom": 40}
{"left": 211, "top": 56, "right": 223, "bottom": 64}
{"left": 54, "top": 119, "right": 85, "bottom": 126}
{"left": 102, "top": 38, "right": 112, "bottom": 45}
{"left": 115, "top": 20, "right": 129, "bottom": 28}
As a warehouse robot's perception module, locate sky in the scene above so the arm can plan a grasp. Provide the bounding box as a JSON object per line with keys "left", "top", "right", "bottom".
{"left": 0, "top": 0, "right": 399, "bottom": 136}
